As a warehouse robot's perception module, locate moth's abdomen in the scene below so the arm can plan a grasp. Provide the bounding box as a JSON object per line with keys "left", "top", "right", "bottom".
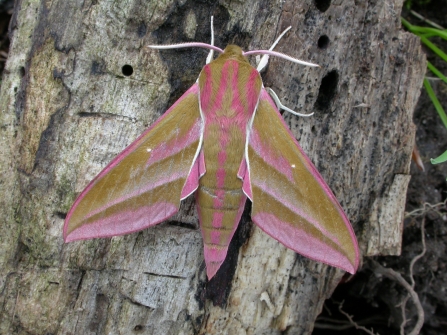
{"left": 196, "top": 184, "right": 246, "bottom": 278}
{"left": 196, "top": 127, "right": 247, "bottom": 279}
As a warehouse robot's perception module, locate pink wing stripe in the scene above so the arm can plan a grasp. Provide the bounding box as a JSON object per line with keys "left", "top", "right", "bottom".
{"left": 181, "top": 152, "right": 202, "bottom": 199}
{"left": 145, "top": 120, "right": 201, "bottom": 167}
{"left": 250, "top": 128, "right": 294, "bottom": 183}
{"left": 253, "top": 179, "right": 342, "bottom": 247}
{"left": 237, "top": 158, "right": 252, "bottom": 200}
{"left": 253, "top": 212, "right": 356, "bottom": 274}
{"left": 65, "top": 202, "right": 177, "bottom": 242}
{"left": 81, "top": 171, "right": 189, "bottom": 223}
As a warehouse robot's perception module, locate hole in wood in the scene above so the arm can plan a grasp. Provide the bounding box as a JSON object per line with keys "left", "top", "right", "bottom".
{"left": 134, "top": 325, "right": 143, "bottom": 331}
{"left": 314, "top": 0, "right": 331, "bottom": 12}
{"left": 315, "top": 70, "right": 339, "bottom": 110}
{"left": 122, "top": 64, "right": 134, "bottom": 76}
{"left": 318, "top": 35, "right": 330, "bottom": 49}
{"left": 55, "top": 211, "right": 67, "bottom": 220}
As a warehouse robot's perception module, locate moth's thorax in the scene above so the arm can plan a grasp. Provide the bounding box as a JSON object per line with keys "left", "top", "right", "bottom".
{"left": 197, "top": 53, "right": 263, "bottom": 179}
{"left": 198, "top": 50, "right": 262, "bottom": 122}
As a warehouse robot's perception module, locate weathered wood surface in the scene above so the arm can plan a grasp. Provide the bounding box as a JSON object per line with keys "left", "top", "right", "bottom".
{"left": 0, "top": 0, "right": 425, "bottom": 334}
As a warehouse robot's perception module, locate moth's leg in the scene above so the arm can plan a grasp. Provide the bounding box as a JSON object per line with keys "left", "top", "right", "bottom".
{"left": 206, "top": 16, "right": 215, "bottom": 64}
{"left": 266, "top": 87, "right": 314, "bottom": 117}
{"left": 256, "top": 26, "right": 291, "bottom": 72}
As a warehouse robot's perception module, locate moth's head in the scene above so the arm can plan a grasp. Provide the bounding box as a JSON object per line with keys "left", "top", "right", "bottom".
{"left": 216, "top": 45, "right": 249, "bottom": 64}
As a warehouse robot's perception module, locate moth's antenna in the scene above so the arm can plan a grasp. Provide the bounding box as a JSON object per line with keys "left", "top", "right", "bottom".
{"left": 148, "top": 42, "right": 223, "bottom": 54}
{"left": 148, "top": 16, "right": 223, "bottom": 54}
{"left": 256, "top": 26, "right": 291, "bottom": 72}
{"left": 245, "top": 26, "right": 319, "bottom": 69}
{"left": 245, "top": 49, "right": 319, "bottom": 68}
{"left": 147, "top": 17, "right": 221, "bottom": 84}
{"left": 206, "top": 16, "right": 215, "bottom": 64}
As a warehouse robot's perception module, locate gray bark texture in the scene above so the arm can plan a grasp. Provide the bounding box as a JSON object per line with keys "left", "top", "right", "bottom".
{"left": 0, "top": 0, "right": 425, "bottom": 334}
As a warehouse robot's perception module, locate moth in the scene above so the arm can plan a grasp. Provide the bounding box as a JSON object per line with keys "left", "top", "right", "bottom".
{"left": 64, "top": 22, "right": 359, "bottom": 279}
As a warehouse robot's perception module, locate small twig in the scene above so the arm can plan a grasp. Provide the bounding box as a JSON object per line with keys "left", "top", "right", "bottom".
{"left": 405, "top": 199, "right": 447, "bottom": 218}
{"left": 337, "top": 301, "right": 379, "bottom": 335}
{"left": 397, "top": 295, "right": 411, "bottom": 334}
{"left": 323, "top": 302, "right": 332, "bottom": 316}
{"left": 314, "top": 322, "right": 354, "bottom": 330}
{"left": 398, "top": 217, "right": 427, "bottom": 335}
{"left": 409, "top": 218, "right": 427, "bottom": 288}
{"left": 315, "top": 315, "right": 385, "bottom": 330}
{"left": 409, "top": 9, "right": 445, "bottom": 30}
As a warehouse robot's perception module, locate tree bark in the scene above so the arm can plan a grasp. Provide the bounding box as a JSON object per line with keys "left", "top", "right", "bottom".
{"left": 0, "top": 0, "right": 425, "bottom": 334}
